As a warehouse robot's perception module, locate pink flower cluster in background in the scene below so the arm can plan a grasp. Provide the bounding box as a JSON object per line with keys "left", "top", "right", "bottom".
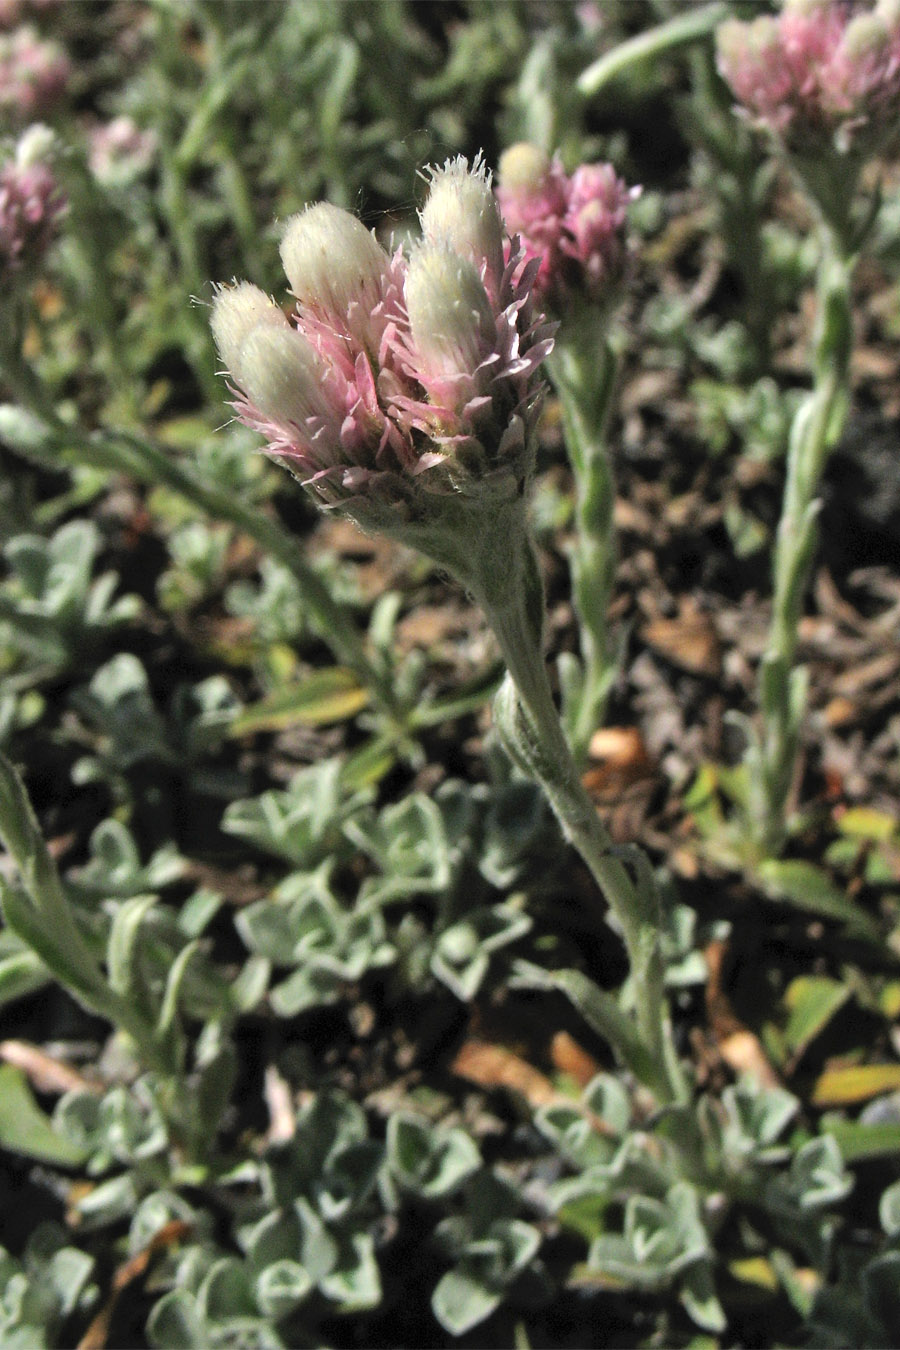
{"left": 88, "top": 116, "right": 158, "bottom": 185}
{"left": 0, "top": 122, "right": 65, "bottom": 278}
{"left": 0, "top": 23, "right": 69, "bottom": 121}
{"left": 716, "top": 0, "right": 900, "bottom": 147}
{"left": 211, "top": 157, "right": 554, "bottom": 505}
{"left": 495, "top": 143, "right": 638, "bottom": 305}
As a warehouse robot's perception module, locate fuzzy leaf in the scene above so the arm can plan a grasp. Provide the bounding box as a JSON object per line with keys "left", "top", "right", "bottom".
{"left": 0, "top": 1066, "right": 88, "bottom": 1166}
{"left": 229, "top": 667, "right": 369, "bottom": 734}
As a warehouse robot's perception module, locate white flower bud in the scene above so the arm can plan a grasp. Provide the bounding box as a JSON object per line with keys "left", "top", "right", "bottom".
{"left": 497, "top": 143, "right": 550, "bottom": 194}
{"left": 279, "top": 203, "right": 389, "bottom": 349}
{"left": 419, "top": 155, "right": 504, "bottom": 288}
{"left": 211, "top": 282, "right": 288, "bottom": 386}
{"left": 876, "top": 0, "right": 900, "bottom": 34}
{"left": 15, "top": 122, "right": 55, "bottom": 168}
{"left": 236, "top": 325, "right": 331, "bottom": 427}
{"left": 405, "top": 245, "right": 496, "bottom": 385}
{"left": 841, "top": 11, "right": 890, "bottom": 66}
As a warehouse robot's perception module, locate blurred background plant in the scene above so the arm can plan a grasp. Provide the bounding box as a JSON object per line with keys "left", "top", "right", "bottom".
{"left": 0, "top": 1, "right": 898, "bottom": 1346}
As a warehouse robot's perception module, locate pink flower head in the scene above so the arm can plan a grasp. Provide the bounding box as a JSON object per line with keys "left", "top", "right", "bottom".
{"left": 496, "top": 143, "right": 638, "bottom": 307}
{"left": 88, "top": 116, "right": 157, "bottom": 185}
{"left": 716, "top": 0, "right": 900, "bottom": 150}
{"left": 0, "top": 122, "right": 65, "bottom": 279}
{"left": 211, "top": 157, "right": 554, "bottom": 516}
{"left": 0, "top": 24, "right": 69, "bottom": 121}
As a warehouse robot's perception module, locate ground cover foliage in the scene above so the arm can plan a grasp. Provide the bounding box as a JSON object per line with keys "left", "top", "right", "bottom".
{"left": 0, "top": 1, "right": 899, "bottom": 1346}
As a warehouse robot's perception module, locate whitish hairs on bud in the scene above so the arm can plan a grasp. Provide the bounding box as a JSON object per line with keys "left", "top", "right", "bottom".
{"left": 279, "top": 203, "right": 389, "bottom": 350}
{"left": 235, "top": 326, "right": 331, "bottom": 427}
{"left": 419, "top": 155, "right": 505, "bottom": 290}
{"left": 405, "top": 245, "right": 497, "bottom": 386}
{"left": 211, "top": 283, "right": 288, "bottom": 388}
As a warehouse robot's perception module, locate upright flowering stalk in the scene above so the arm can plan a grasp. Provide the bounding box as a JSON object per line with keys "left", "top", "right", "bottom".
{"left": 210, "top": 158, "right": 684, "bottom": 1105}
{"left": 717, "top": 0, "right": 899, "bottom": 854}
{"left": 497, "top": 144, "right": 638, "bottom": 763}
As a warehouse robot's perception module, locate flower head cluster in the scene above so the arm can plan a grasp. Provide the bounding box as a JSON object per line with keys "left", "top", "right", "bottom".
{"left": 0, "top": 24, "right": 69, "bottom": 121}
{"left": 0, "top": 123, "right": 65, "bottom": 280}
{"left": 716, "top": 0, "right": 900, "bottom": 151}
{"left": 88, "top": 116, "right": 157, "bottom": 186}
{"left": 211, "top": 156, "right": 554, "bottom": 522}
{"left": 495, "top": 143, "right": 638, "bottom": 306}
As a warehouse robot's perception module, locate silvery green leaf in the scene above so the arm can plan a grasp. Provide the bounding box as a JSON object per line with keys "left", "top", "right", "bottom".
{"left": 97, "top": 1084, "right": 167, "bottom": 1164}
{"left": 129, "top": 1191, "right": 201, "bottom": 1258}
{"left": 198, "top": 1257, "right": 256, "bottom": 1321}
{"left": 345, "top": 793, "right": 450, "bottom": 895}
{"left": 582, "top": 1074, "right": 631, "bottom": 1137}
{"left": 147, "top": 1289, "right": 207, "bottom": 1349}
{"left": 0, "top": 404, "right": 55, "bottom": 454}
{"left": 71, "top": 819, "right": 184, "bottom": 899}
{"left": 386, "top": 1114, "right": 481, "bottom": 1198}
{"left": 432, "top": 1264, "right": 503, "bottom": 1336}
{"left": 54, "top": 1091, "right": 103, "bottom": 1156}
{"left": 879, "top": 1178, "right": 900, "bottom": 1236}
{"left": 294, "top": 1200, "right": 338, "bottom": 1283}
{"left": 107, "top": 893, "right": 157, "bottom": 1002}
{"left": 721, "top": 1080, "right": 799, "bottom": 1161}
{"left": 679, "top": 1260, "right": 726, "bottom": 1333}
{"left": 317, "top": 1231, "right": 381, "bottom": 1311}
{"left": 72, "top": 1173, "right": 140, "bottom": 1228}
{"left": 534, "top": 1101, "right": 614, "bottom": 1171}
{"left": 254, "top": 1259, "right": 313, "bottom": 1318}
{"left": 243, "top": 1210, "right": 303, "bottom": 1271}
{"left": 789, "top": 1135, "right": 853, "bottom": 1211}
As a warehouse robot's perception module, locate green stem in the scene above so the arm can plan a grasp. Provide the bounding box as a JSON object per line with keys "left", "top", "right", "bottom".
{"left": 751, "top": 228, "right": 854, "bottom": 853}
{"left": 549, "top": 330, "right": 619, "bottom": 763}
{"left": 473, "top": 524, "right": 684, "bottom": 1105}
{"left": 577, "top": 1, "right": 729, "bottom": 98}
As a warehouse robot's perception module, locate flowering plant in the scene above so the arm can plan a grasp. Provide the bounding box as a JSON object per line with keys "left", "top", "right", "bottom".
{"left": 496, "top": 142, "right": 637, "bottom": 307}
{"left": 212, "top": 157, "right": 683, "bottom": 1107}
{"left": 715, "top": 0, "right": 898, "bottom": 853}
{"left": 496, "top": 145, "right": 638, "bottom": 759}
{"left": 717, "top": 0, "right": 900, "bottom": 150}
{"left": 717, "top": 0, "right": 900, "bottom": 239}
{"left": 212, "top": 158, "right": 552, "bottom": 561}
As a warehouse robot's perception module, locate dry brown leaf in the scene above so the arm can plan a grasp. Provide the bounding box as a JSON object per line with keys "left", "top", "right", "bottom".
{"left": 833, "top": 651, "right": 900, "bottom": 696}
{"left": 824, "top": 696, "right": 858, "bottom": 729}
{"left": 396, "top": 603, "right": 473, "bottom": 652}
{"left": 705, "top": 941, "right": 781, "bottom": 1089}
{"left": 77, "top": 1221, "right": 192, "bottom": 1350}
{"left": 642, "top": 598, "right": 721, "bottom": 677}
{"left": 452, "top": 1039, "right": 619, "bottom": 1137}
{"left": 582, "top": 726, "right": 657, "bottom": 803}
{"left": 264, "top": 1063, "right": 296, "bottom": 1143}
{"left": 719, "top": 1031, "right": 782, "bottom": 1090}
{"left": 0, "top": 1040, "right": 99, "bottom": 1097}
{"left": 452, "top": 1039, "right": 558, "bottom": 1109}
{"left": 550, "top": 1031, "right": 602, "bottom": 1089}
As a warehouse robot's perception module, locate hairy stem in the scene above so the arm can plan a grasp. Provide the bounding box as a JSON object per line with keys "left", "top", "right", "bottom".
{"left": 750, "top": 227, "right": 854, "bottom": 853}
